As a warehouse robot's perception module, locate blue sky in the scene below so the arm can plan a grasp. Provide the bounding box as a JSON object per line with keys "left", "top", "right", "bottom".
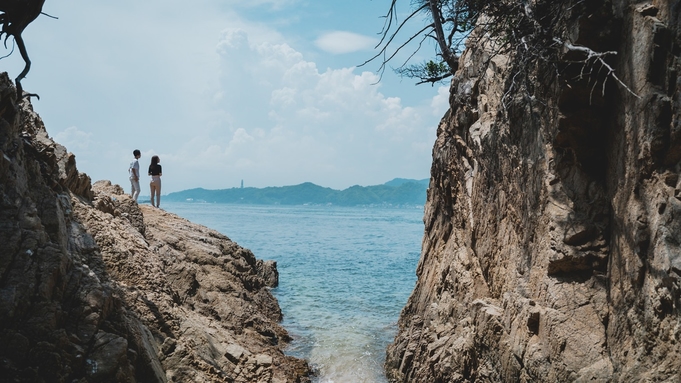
{"left": 2, "top": 0, "right": 449, "bottom": 193}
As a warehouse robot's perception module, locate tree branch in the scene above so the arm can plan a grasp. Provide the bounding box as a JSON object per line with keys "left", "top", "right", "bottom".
{"left": 553, "top": 37, "right": 640, "bottom": 100}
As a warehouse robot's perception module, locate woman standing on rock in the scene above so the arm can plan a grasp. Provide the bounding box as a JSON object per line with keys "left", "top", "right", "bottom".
{"left": 148, "top": 155, "right": 162, "bottom": 208}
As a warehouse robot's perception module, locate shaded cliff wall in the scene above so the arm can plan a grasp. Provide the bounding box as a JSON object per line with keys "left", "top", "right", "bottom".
{"left": 0, "top": 73, "right": 309, "bottom": 383}
{"left": 386, "top": 1, "right": 681, "bottom": 382}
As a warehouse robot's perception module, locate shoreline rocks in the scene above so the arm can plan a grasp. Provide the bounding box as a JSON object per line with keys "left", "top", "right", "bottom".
{"left": 0, "top": 72, "right": 310, "bottom": 383}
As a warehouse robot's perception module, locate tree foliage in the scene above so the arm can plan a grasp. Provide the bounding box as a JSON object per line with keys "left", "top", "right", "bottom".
{"left": 364, "top": 0, "right": 559, "bottom": 85}
{"left": 366, "top": 0, "right": 636, "bottom": 100}
{"left": 395, "top": 60, "right": 451, "bottom": 84}
{"left": 362, "top": 0, "right": 481, "bottom": 85}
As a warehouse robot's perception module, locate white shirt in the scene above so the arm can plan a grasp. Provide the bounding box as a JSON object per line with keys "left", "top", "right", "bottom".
{"left": 129, "top": 159, "right": 139, "bottom": 179}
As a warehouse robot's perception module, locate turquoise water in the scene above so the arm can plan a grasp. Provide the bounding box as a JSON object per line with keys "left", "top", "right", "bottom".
{"left": 163, "top": 202, "right": 424, "bottom": 383}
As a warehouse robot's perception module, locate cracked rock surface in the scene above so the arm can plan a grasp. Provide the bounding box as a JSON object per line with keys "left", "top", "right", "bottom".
{"left": 0, "top": 73, "right": 310, "bottom": 383}
{"left": 386, "top": 1, "right": 681, "bottom": 382}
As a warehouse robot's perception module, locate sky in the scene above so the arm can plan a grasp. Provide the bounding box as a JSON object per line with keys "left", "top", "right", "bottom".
{"left": 2, "top": 0, "right": 450, "bottom": 193}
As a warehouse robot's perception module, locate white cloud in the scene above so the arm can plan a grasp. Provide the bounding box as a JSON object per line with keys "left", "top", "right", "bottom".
{"left": 54, "top": 126, "right": 93, "bottom": 151}
{"left": 431, "top": 85, "right": 450, "bottom": 116}
{"left": 315, "top": 31, "right": 378, "bottom": 54}
{"left": 165, "top": 29, "right": 438, "bottom": 190}
{"left": 218, "top": 29, "right": 250, "bottom": 50}
{"left": 231, "top": 128, "right": 255, "bottom": 145}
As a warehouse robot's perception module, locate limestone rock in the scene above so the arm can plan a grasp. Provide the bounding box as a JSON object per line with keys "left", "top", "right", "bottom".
{"left": 386, "top": 1, "right": 681, "bottom": 382}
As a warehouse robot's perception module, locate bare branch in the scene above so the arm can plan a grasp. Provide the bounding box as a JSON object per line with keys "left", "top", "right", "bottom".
{"left": 376, "top": 0, "right": 398, "bottom": 47}
{"left": 40, "top": 12, "right": 58, "bottom": 19}
{"left": 374, "top": 2, "right": 429, "bottom": 51}
{"left": 360, "top": 23, "right": 432, "bottom": 70}
{"left": 396, "top": 33, "right": 430, "bottom": 70}
{"left": 0, "top": 0, "right": 45, "bottom": 99}
{"left": 554, "top": 38, "right": 641, "bottom": 99}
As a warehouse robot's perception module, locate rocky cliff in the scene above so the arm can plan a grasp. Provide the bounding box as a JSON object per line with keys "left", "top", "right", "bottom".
{"left": 0, "top": 73, "right": 309, "bottom": 382}
{"left": 386, "top": 1, "right": 681, "bottom": 382}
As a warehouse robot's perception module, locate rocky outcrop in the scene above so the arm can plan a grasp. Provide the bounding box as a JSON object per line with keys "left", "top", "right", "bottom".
{"left": 0, "top": 72, "right": 310, "bottom": 382}
{"left": 386, "top": 1, "right": 681, "bottom": 382}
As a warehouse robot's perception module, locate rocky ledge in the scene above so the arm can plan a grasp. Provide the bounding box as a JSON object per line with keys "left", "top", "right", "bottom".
{"left": 0, "top": 72, "right": 310, "bottom": 382}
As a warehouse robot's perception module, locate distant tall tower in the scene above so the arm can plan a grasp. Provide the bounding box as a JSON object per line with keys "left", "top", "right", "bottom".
{"left": 241, "top": 179, "right": 244, "bottom": 189}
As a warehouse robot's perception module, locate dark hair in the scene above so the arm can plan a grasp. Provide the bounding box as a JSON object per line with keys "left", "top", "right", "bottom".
{"left": 151, "top": 155, "right": 160, "bottom": 165}
{"left": 133, "top": 149, "right": 141, "bottom": 156}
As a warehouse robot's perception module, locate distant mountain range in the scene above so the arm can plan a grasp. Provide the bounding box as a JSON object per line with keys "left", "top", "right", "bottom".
{"left": 165, "top": 178, "right": 430, "bottom": 206}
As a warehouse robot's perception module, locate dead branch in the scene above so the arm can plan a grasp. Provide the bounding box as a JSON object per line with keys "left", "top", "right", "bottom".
{"left": 0, "top": 0, "right": 46, "bottom": 100}
{"left": 554, "top": 37, "right": 641, "bottom": 100}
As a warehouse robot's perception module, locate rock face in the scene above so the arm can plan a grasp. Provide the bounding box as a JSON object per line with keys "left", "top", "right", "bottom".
{"left": 386, "top": 1, "right": 681, "bottom": 382}
{"left": 0, "top": 73, "right": 309, "bottom": 382}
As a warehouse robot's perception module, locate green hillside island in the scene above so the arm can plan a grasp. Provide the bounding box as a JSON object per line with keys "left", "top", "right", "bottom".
{"left": 165, "top": 178, "right": 429, "bottom": 206}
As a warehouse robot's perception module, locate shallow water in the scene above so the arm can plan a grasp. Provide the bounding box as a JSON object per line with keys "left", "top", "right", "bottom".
{"left": 163, "top": 202, "right": 423, "bottom": 383}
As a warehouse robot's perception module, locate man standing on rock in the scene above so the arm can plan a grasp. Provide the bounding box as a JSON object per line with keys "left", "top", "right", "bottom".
{"left": 129, "top": 149, "right": 141, "bottom": 202}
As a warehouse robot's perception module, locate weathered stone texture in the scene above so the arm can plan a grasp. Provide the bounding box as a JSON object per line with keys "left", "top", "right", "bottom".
{"left": 0, "top": 73, "right": 309, "bottom": 382}
{"left": 386, "top": 1, "right": 681, "bottom": 382}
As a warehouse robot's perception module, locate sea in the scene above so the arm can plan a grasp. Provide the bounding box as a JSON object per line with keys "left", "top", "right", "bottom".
{"left": 162, "top": 202, "right": 424, "bottom": 383}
